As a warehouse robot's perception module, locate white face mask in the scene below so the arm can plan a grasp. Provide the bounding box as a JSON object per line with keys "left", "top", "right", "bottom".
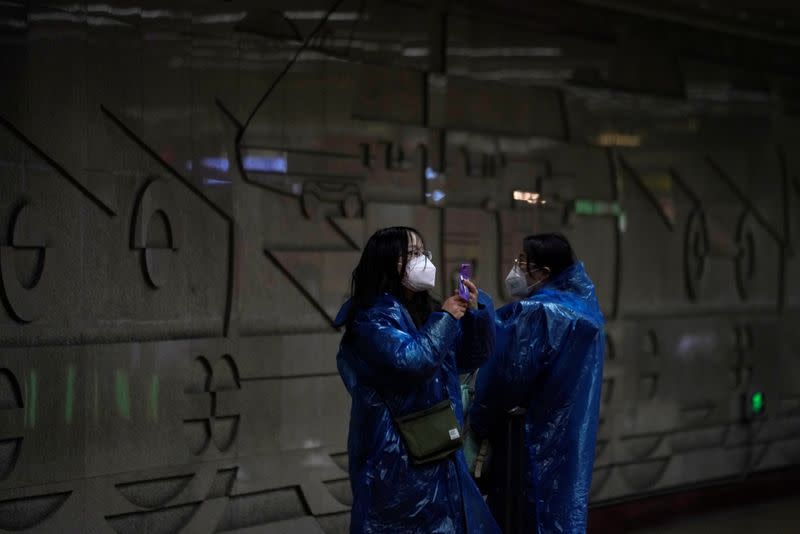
{"left": 505, "top": 265, "right": 543, "bottom": 299}
{"left": 403, "top": 256, "right": 437, "bottom": 292}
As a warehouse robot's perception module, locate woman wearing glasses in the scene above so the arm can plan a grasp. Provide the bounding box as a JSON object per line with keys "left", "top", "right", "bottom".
{"left": 468, "top": 233, "right": 605, "bottom": 534}
{"left": 334, "top": 226, "right": 500, "bottom": 533}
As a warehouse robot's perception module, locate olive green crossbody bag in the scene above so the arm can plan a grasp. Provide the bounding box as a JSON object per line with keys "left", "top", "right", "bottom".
{"left": 393, "top": 396, "right": 464, "bottom": 465}
{"left": 380, "top": 379, "right": 464, "bottom": 466}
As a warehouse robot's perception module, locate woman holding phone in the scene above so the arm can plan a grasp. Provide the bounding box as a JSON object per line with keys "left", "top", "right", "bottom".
{"left": 469, "top": 233, "right": 605, "bottom": 534}
{"left": 334, "top": 226, "right": 499, "bottom": 533}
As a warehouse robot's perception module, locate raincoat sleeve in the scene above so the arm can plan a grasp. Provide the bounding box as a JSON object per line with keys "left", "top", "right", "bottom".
{"left": 455, "top": 289, "right": 496, "bottom": 372}
{"left": 352, "top": 307, "right": 460, "bottom": 384}
{"left": 469, "top": 302, "right": 550, "bottom": 439}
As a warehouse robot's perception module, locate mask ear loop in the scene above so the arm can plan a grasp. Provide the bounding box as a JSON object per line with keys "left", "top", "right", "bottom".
{"left": 525, "top": 265, "right": 551, "bottom": 295}
{"left": 522, "top": 260, "right": 544, "bottom": 279}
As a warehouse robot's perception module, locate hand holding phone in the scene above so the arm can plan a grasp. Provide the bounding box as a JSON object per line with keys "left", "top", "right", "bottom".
{"left": 458, "top": 263, "right": 472, "bottom": 301}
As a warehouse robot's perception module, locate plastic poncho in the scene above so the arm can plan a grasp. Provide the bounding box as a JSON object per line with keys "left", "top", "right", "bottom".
{"left": 469, "top": 262, "right": 605, "bottom": 534}
{"left": 335, "top": 291, "right": 501, "bottom": 534}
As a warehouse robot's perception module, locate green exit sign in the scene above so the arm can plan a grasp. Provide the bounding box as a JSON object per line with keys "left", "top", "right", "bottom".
{"left": 742, "top": 390, "right": 766, "bottom": 421}
{"left": 750, "top": 391, "right": 765, "bottom": 415}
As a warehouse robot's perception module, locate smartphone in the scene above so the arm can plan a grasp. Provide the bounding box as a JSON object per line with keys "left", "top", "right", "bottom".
{"left": 458, "top": 263, "right": 472, "bottom": 301}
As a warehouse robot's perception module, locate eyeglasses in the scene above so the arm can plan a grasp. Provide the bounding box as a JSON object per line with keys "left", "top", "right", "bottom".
{"left": 514, "top": 257, "right": 549, "bottom": 274}
{"left": 408, "top": 248, "right": 433, "bottom": 261}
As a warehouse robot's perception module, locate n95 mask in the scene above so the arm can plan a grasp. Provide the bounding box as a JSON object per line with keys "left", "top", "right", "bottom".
{"left": 403, "top": 256, "right": 436, "bottom": 292}
{"left": 505, "top": 265, "right": 538, "bottom": 299}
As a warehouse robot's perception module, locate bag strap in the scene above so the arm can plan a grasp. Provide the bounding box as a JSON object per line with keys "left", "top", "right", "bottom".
{"left": 373, "top": 371, "right": 452, "bottom": 421}
{"left": 461, "top": 369, "right": 478, "bottom": 390}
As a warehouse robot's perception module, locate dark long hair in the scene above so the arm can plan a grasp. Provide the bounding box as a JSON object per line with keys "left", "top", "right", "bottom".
{"left": 522, "top": 233, "right": 576, "bottom": 277}
{"left": 347, "top": 226, "right": 437, "bottom": 328}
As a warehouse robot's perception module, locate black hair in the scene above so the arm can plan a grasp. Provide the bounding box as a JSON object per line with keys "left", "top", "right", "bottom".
{"left": 347, "top": 226, "right": 437, "bottom": 328}
{"left": 522, "top": 233, "right": 576, "bottom": 278}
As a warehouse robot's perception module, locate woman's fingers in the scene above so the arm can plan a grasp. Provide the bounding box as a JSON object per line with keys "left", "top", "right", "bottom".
{"left": 463, "top": 279, "right": 479, "bottom": 308}
{"left": 442, "top": 295, "right": 467, "bottom": 319}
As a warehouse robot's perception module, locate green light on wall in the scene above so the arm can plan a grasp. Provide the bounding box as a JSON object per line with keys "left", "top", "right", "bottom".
{"left": 574, "top": 199, "right": 623, "bottom": 217}
{"left": 751, "top": 391, "right": 765, "bottom": 415}
{"left": 574, "top": 199, "right": 595, "bottom": 215}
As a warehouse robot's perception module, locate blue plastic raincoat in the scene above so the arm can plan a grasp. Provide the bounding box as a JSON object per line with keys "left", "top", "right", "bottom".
{"left": 335, "top": 291, "right": 501, "bottom": 534}
{"left": 469, "top": 262, "right": 605, "bottom": 534}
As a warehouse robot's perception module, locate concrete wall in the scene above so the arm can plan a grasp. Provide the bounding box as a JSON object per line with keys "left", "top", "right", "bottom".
{"left": 1, "top": 1, "right": 799, "bottom": 531}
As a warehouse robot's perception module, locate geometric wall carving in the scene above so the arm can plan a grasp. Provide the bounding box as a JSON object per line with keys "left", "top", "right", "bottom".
{"left": 211, "top": 417, "right": 240, "bottom": 453}
{"left": 329, "top": 453, "right": 348, "bottom": 473}
{"left": 0, "top": 439, "right": 22, "bottom": 482}
{"left": 641, "top": 330, "right": 659, "bottom": 356}
{"left": 0, "top": 202, "right": 51, "bottom": 322}
{"left": 116, "top": 474, "right": 195, "bottom": 509}
{"left": 638, "top": 373, "right": 659, "bottom": 401}
{"left": 621, "top": 434, "right": 664, "bottom": 460}
{"left": 590, "top": 466, "right": 613, "bottom": 498}
{"left": 680, "top": 403, "right": 715, "bottom": 426}
{"left": 266, "top": 250, "right": 362, "bottom": 326}
{"left": 0, "top": 368, "right": 23, "bottom": 481}
{"left": 619, "top": 458, "right": 670, "bottom": 491}
{"left": 0, "top": 367, "right": 23, "bottom": 409}
{"left": 106, "top": 502, "right": 200, "bottom": 534}
{"left": 602, "top": 378, "right": 615, "bottom": 404}
{"left": 735, "top": 212, "right": 757, "bottom": 301}
{"left": 301, "top": 182, "right": 363, "bottom": 223}
{"left": 323, "top": 478, "right": 353, "bottom": 507}
{"left": 684, "top": 208, "right": 709, "bottom": 302}
{"left": 2, "top": 0, "right": 800, "bottom": 528}
{"left": 595, "top": 439, "right": 609, "bottom": 462}
{"left": 735, "top": 324, "right": 754, "bottom": 352}
{"left": 207, "top": 468, "right": 238, "bottom": 500}
{"left": 328, "top": 217, "right": 365, "bottom": 250}
{"left": 317, "top": 513, "right": 351, "bottom": 534}
{"left": 183, "top": 355, "right": 241, "bottom": 455}
{"left": 215, "top": 487, "right": 309, "bottom": 531}
{"left": 604, "top": 335, "right": 616, "bottom": 360}
{"left": 131, "top": 178, "right": 183, "bottom": 290}
{"left": 669, "top": 426, "right": 727, "bottom": 453}
{"left": 778, "top": 438, "right": 800, "bottom": 463}
{"left": 0, "top": 491, "right": 72, "bottom": 531}
{"left": 183, "top": 420, "right": 213, "bottom": 457}
{"left": 781, "top": 396, "right": 800, "bottom": 417}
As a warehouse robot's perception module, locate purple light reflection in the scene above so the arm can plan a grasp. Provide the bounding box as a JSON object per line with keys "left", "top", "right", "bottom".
{"left": 243, "top": 155, "right": 288, "bottom": 173}
{"left": 200, "top": 157, "right": 230, "bottom": 172}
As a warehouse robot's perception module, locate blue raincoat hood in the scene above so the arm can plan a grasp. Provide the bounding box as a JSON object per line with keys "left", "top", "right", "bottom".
{"left": 470, "top": 262, "right": 605, "bottom": 534}
{"left": 336, "top": 291, "right": 500, "bottom": 533}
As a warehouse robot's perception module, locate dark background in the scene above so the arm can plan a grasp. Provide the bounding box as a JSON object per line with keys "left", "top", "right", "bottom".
{"left": 1, "top": 1, "right": 800, "bottom": 531}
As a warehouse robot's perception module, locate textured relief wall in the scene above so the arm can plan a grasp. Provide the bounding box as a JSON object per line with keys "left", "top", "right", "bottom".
{"left": 1, "top": 0, "right": 800, "bottom": 532}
